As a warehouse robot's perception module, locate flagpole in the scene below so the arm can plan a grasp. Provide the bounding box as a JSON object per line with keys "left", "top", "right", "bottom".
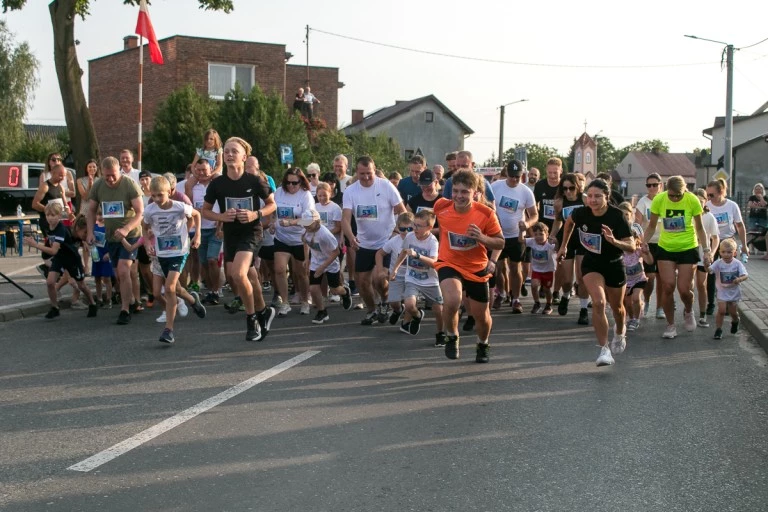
{"left": 138, "top": 35, "right": 144, "bottom": 171}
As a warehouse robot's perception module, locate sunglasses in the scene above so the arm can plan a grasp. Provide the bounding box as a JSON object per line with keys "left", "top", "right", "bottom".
{"left": 668, "top": 193, "right": 683, "bottom": 200}
{"left": 286, "top": 181, "right": 300, "bottom": 186}
{"left": 307, "top": 174, "right": 317, "bottom": 178}
{"left": 50, "top": 157, "right": 62, "bottom": 162}
{"left": 646, "top": 183, "right": 660, "bottom": 188}
{"left": 563, "top": 186, "right": 576, "bottom": 191}
{"left": 398, "top": 226, "right": 414, "bottom": 232}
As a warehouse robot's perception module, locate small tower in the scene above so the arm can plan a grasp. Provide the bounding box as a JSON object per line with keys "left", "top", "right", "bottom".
{"left": 572, "top": 132, "right": 598, "bottom": 179}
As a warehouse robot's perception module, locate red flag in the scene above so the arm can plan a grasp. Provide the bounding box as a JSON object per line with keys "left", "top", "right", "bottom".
{"left": 135, "top": 0, "right": 164, "bottom": 65}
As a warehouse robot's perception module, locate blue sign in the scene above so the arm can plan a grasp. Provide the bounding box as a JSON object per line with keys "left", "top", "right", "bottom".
{"left": 280, "top": 144, "right": 294, "bottom": 165}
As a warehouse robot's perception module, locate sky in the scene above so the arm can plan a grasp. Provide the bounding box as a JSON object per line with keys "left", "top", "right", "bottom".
{"left": 3, "top": 0, "right": 767, "bottom": 165}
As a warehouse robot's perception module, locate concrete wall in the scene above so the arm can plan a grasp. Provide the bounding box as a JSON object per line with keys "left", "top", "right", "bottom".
{"left": 734, "top": 139, "right": 768, "bottom": 197}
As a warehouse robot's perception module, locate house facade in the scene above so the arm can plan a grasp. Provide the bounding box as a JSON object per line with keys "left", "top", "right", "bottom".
{"left": 733, "top": 135, "right": 768, "bottom": 198}
{"left": 615, "top": 151, "right": 697, "bottom": 200}
{"left": 703, "top": 102, "right": 768, "bottom": 165}
{"left": 571, "top": 132, "right": 597, "bottom": 178}
{"left": 342, "top": 95, "right": 473, "bottom": 168}
{"left": 89, "top": 35, "right": 341, "bottom": 161}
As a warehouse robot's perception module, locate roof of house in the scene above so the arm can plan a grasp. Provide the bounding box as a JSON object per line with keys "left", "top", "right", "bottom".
{"left": 24, "top": 124, "right": 67, "bottom": 139}
{"left": 572, "top": 132, "right": 596, "bottom": 150}
{"left": 703, "top": 108, "right": 768, "bottom": 135}
{"left": 343, "top": 95, "right": 474, "bottom": 135}
{"left": 624, "top": 151, "right": 697, "bottom": 177}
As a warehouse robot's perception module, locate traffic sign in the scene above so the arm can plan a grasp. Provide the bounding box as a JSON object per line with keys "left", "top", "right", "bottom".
{"left": 280, "top": 144, "right": 294, "bottom": 165}
{"left": 713, "top": 169, "right": 729, "bottom": 182}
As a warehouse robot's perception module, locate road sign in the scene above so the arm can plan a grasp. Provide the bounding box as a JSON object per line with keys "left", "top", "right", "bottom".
{"left": 280, "top": 144, "right": 294, "bottom": 165}
{"left": 713, "top": 169, "right": 729, "bottom": 182}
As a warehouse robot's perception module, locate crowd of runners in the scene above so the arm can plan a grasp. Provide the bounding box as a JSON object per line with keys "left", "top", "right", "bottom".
{"left": 29, "top": 131, "right": 750, "bottom": 366}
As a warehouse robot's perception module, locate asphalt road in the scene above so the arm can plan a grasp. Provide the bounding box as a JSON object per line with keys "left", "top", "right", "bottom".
{"left": 1, "top": 295, "right": 767, "bottom": 512}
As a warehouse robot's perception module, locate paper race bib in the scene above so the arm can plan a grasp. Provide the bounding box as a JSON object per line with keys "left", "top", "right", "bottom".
{"left": 356, "top": 204, "right": 378, "bottom": 221}
{"left": 662, "top": 216, "right": 685, "bottom": 232}
{"left": 157, "top": 235, "right": 183, "bottom": 253}
{"left": 225, "top": 197, "right": 254, "bottom": 211}
{"left": 193, "top": 200, "right": 204, "bottom": 210}
{"left": 102, "top": 201, "right": 125, "bottom": 218}
{"left": 448, "top": 231, "right": 477, "bottom": 251}
{"left": 277, "top": 206, "right": 296, "bottom": 219}
{"left": 531, "top": 248, "right": 549, "bottom": 262}
{"left": 499, "top": 196, "right": 519, "bottom": 212}
{"left": 626, "top": 262, "right": 643, "bottom": 277}
{"left": 714, "top": 211, "right": 729, "bottom": 227}
{"left": 318, "top": 211, "right": 328, "bottom": 224}
{"left": 94, "top": 230, "right": 106, "bottom": 248}
{"left": 562, "top": 205, "right": 582, "bottom": 220}
{"left": 578, "top": 230, "right": 602, "bottom": 254}
{"left": 720, "top": 270, "right": 738, "bottom": 284}
{"left": 543, "top": 203, "right": 555, "bottom": 220}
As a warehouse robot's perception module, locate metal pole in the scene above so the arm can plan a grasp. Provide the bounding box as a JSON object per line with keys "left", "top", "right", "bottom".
{"left": 724, "top": 44, "right": 734, "bottom": 188}
{"left": 138, "top": 35, "right": 144, "bottom": 171}
{"left": 498, "top": 105, "right": 505, "bottom": 167}
{"left": 305, "top": 25, "right": 310, "bottom": 85}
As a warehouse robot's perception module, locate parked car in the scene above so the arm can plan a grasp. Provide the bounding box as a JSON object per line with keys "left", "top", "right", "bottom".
{"left": 0, "top": 162, "right": 76, "bottom": 216}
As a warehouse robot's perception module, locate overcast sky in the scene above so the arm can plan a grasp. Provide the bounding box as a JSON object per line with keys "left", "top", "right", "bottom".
{"left": 3, "top": 0, "right": 767, "bottom": 164}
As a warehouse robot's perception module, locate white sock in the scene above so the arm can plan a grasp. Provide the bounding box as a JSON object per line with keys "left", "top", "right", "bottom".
{"left": 563, "top": 291, "right": 571, "bottom": 299}
{"left": 580, "top": 298, "right": 589, "bottom": 308}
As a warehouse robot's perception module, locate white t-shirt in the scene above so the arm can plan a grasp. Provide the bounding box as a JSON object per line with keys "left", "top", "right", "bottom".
{"left": 144, "top": 200, "right": 193, "bottom": 258}
{"left": 403, "top": 232, "right": 439, "bottom": 286}
{"left": 525, "top": 238, "right": 557, "bottom": 273}
{"left": 709, "top": 258, "right": 747, "bottom": 302}
{"left": 192, "top": 181, "right": 220, "bottom": 230}
{"left": 343, "top": 177, "right": 402, "bottom": 250}
{"left": 698, "top": 211, "right": 719, "bottom": 262}
{"left": 706, "top": 199, "right": 743, "bottom": 241}
{"left": 635, "top": 194, "right": 660, "bottom": 244}
{"left": 337, "top": 174, "right": 352, "bottom": 193}
{"left": 491, "top": 180, "right": 536, "bottom": 238}
{"left": 381, "top": 234, "right": 406, "bottom": 277}
{"left": 303, "top": 225, "right": 340, "bottom": 273}
{"left": 121, "top": 168, "right": 141, "bottom": 184}
{"left": 274, "top": 187, "right": 315, "bottom": 246}
{"left": 260, "top": 198, "right": 275, "bottom": 247}
{"left": 315, "top": 201, "right": 343, "bottom": 243}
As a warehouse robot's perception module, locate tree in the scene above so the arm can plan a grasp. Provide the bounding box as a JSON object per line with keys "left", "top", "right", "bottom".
{"left": 502, "top": 142, "right": 565, "bottom": 173}
{"left": 0, "top": 19, "right": 38, "bottom": 161}
{"left": 2, "top": 0, "right": 234, "bottom": 174}
{"left": 143, "top": 84, "right": 218, "bottom": 173}
{"left": 347, "top": 132, "right": 406, "bottom": 175}
{"left": 617, "top": 139, "right": 670, "bottom": 163}
{"left": 11, "top": 130, "right": 69, "bottom": 162}
{"left": 310, "top": 128, "right": 352, "bottom": 172}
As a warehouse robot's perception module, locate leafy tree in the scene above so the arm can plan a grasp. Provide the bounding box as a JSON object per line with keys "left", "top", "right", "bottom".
{"left": 502, "top": 142, "right": 565, "bottom": 173}
{"left": 0, "top": 20, "right": 38, "bottom": 161}
{"left": 347, "top": 132, "right": 406, "bottom": 175}
{"left": 617, "top": 139, "right": 670, "bottom": 162}
{"left": 143, "top": 84, "right": 218, "bottom": 173}
{"left": 10, "top": 130, "right": 69, "bottom": 163}
{"left": 2, "top": 0, "right": 234, "bottom": 174}
{"left": 310, "top": 129, "right": 352, "bottom": 173}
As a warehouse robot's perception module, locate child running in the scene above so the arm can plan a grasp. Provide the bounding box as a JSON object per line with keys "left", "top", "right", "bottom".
{"left": 624, "top": 224, "right": 654, "bottom": 331}
{"left": 519, "top": 221, "right": 557, "bottom": 314}
{"left": 91, "top": 208, "right": 114, "bottom": 308}
{"left": 377, "top": 212, "right": 413, "bottom": 328}
{"left": 141, "top": 176, "right": 206, "bottom": 344}
{"left": 708, "top": 238, "right": 748, "bottom": 340}
{"left": 25, "top": 206, "right": 98, "bottom": 319}
{"left": 389, "top": 210, "right": 445, "bottom": 346}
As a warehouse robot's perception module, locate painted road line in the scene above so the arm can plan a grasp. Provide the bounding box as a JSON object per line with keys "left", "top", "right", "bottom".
{"left": 67, "top": 350, "right": 320, "bottom": 472}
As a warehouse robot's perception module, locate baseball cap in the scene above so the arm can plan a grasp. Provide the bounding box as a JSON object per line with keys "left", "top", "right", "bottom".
{"left": 139, "top": 170, "right": 151, "bottom": 179}
{"left": 297, "top": 209, "right": 320, "bottom": 227}
{"left": 418, "top": 169, "right": 435, "bottom": 185}
{"left": 507, "top": 159, "right": 524, "bottom": 176}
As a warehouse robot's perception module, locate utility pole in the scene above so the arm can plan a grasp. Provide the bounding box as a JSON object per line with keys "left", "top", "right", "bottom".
{"left": 497, "top": 99, "right": 528, "bottom": 168}
{"left": 305, "top": 25, "right": 310, "bottom": 85}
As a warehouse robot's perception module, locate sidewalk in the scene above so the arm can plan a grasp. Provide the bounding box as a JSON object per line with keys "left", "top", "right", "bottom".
{"left": 0, "top": 252, "right": 63, "bottom": 321}
{"left": 736, "top": 256, "right": 768, "bottom": 354}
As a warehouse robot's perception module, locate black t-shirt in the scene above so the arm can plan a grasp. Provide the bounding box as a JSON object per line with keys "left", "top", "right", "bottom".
{"left": 204, "top": 171, "right": 272, "bottom": 239}
{"left": 47, "top": 222, "right": 80, "bottom": 259}
{"left": 747, "top": 195, "right": 767, "bottom": 218}
{"left": 569, "top": 204, "right": 631, "bottom": 263}
{"left": 407, "top": 193, "right": 442, "bottom": 228}
{"left": 557, "top": 195, "right": 585, "bottom": 244}
{"left": 40, "top": 180, "right": 66, "bottom": 235}
{"left": 609, "top": 190, "right": 625, "bottom": 207}
{"left": 533, "top": 180, "right": 561, "bottom": 229}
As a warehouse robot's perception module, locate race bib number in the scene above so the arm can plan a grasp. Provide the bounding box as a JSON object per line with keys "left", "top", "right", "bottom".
{"left": 102, "top": 201, "right": 125, "bottom": 218}
{"left": 499, "top": 196, "right": 519, "bottom": 212}
{"left": 319, "top": 211, "right": 328, "bottom": 224}
{"left": 408, "top": 268, "right": 429, "bottom": 281}
{"left": 531, "top": 248, "right": 548, "bottom": 262}
{"left": 562, "top": 205, "right": 582, "bottom": 220}
{"left": 225, "top": 197, "right": 253, "bottom": 211}
{"left": 578, "top": 230, "right": 602, "bottom": 254}
{"left": 448, "top": 231, "right": 477, "bottom": 251}
{"left": 714, "top": 211, "right": 729, "bottom": 227}
{"left": 720, "top": 270, "right": 738, "bottom": 284}
{"left": 277, "top": 206, "right": 295, "bottom": 219}
{"left": 193, "top": 200, "right": 204, "bottom": 210}
{"left": 626, "top": 262, "right": 643, "bottom": 277}
{"left": 543, "top": 203, "right": 555, "bottom": 220}
{"left": 415, "top": 206, "right": 433, "bottom": 213}
{"left": 157, "top": 235, "right": 183, "bottom": 253}
{"left": 356, "top": 204, "right": 378, "bottom": 221}
{"left": 662, "top": 216, "right": 685, "bottom": 232}
{"left": 94, "top": 230, "right": 107, "bottom": 248}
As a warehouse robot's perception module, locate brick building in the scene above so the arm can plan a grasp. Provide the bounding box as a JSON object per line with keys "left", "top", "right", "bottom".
{"left": 89, "top": 35, "right": 341, "bottom": 160}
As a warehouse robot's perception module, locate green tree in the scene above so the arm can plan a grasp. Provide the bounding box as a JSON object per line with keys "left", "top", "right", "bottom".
{"left": 143, "top": 84, "right": 218, "bottom": 173}
{"left": 2, "top": 0, "right": 234, "bottom": 173}
{"left": 0, "top": 19, "right": 38, "bottom": 161}
{"left": 311, "top": 129, "right": 352, "bottom": 172}
{"left": 347, "top": 132, "right": 406, "bottom": 175}
{"left": 10, "top": 130, "right": 69, "bottom": 162}
{"left": 617, "top": 139, "right": 670, "bottom": 162}
{"left": 502, "top": 142, "right": 565, "bottom": 173}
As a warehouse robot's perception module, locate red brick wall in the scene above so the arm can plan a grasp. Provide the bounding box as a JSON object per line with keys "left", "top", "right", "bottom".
{"left": 285, "top": 65, "right": 340, "bottom": 129}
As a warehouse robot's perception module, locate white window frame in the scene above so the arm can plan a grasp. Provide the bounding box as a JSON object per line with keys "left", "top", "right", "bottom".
{"left": 208, "top": 62, "right": 256, "bottom": 100}
{"left": 576, "top": 151, "right": 582, "bottom": 164}
{"left": 585, "top": 151, "right": 592, "bottom": 164}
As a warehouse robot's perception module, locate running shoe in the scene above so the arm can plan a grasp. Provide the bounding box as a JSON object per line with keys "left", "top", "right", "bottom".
{"left": 492, "top": 293, "right": 503, "bottom": 310}
{"left": 476, "top": 343, "right": 490, "bottom": 363}
{"left": 643, "top": 302, "right": 650, "bottom": 317}
{"left": 558, "top": 296, "right": 569, "bottom": 316}
{"left": 610, "top": 325, "right": 627, "bottom": 355}
{"left": 202, "top": 292, "right": 220, "bottom": 306}
{"left": 349, "top": 281, "right": 359, "bottom": 296}
{"left": 277, "top": 303, "right": 291, "bottom": 317}
{"left": 328, "top": 294, "right": 341, "bottom": 303}
{"left": 552, "top": 291, "right": 560, "bottom": 303}
{"left": 300, "top": 303, "right": 311, "bottom": 315}
{"left": 445, "top": 335, "right": 460, "bottom": 360}
{"left": 262, "top": 281, "right": 272, "bottom": 292}
{"left": 662, "top": 325, "right": 677, "bottom": 339}
{"left": 71, "top": 300, "right": 88, "bottom": 310}
{"left": 190, "top": 292, "right": 207, "bottom": 319}
{"left": 400, "top": 322, "right": 411, "bottom": 334}
{"left": 361, "top": 310, "right": 377, "bottom": 325}
{"left": 116, "top": 310, "right": 131, "bottom": 325}
{"left": 188, "top": 282, "right": 200, "bottom": 293}
{"left": 713, "top": 328, "right": 723, "bottom": 340}
{"left": 159, "top": 328, "right": 175, "bottom": 344}
{"left": 342, "top": 286, "right": 352, "bottom": 310}
{"left": 389, "top": 308, "right": 402, "bottom": 325}
{"left": 435, "top": 332, "right": 447, "bottom": 347}
{"left": 156, "top": 311, "right": 167, "bottom": 323}
{"left": 258, "top": 306, "right": 276, "bottom": 335}
{"left": 542, "top": 304, "right": 553, "bottom": 315}
{"left": 409, "top": 309, "right": 424, "bottom": 335}
{"left": 246, "top": 314, "right": 262, "bottom": 341}
{"left": 596, "top": 345, "right": 614, "bottom": 366}
{"left": 706, "top": 303, "right": 716, "bottom": 316}
{"left": 512, "top": 301, "right": 523, "bottom": 314}
{"left": 462, "top": 315, "right": 475, "bottom": 332}
{"left": 731, "top": 320, "right": 739, "bottom": 334}
{"left": 578, "top": 308, "right": 589, "bottom": 325}
{"left": 45, "top": 307, "right": 60, "bottom": 320}
{"left": 626, "top": 319, "right": 640, "bottom": 331}
{"left": 530, "top": 302, "right": 541, "bottom": 314}
{"left": 312, "top": 309, "right": 330, "bottom": 324}
{"left": 684, "top": 311, "right": 696, "bottom": 332}
{"left": 376, "top": 303, "right": 389, "bottom": 324}
{"left": 87, "top": 304, "right": 98, "bottom": 318}
{"left": 655, "top": 308, "right": 666, "bottom": 319}
{"left": 698, "top": 317, "right": 710, "bottom": 327}
{"left": 177, "top": 298, "right": 188, "bottom": 317}
{"left": 520, "top": 284, "right": 528, "bottom": 297}
{"left": 101, "top": 301, "right": 113, "bottom": 310}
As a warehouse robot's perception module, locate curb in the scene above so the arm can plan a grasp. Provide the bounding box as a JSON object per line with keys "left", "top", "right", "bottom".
{"left": 738, "top": 304, "right": 768, "bottom": 355}
{"left": 0, "top": 298, "right": 75, "bottom": 322}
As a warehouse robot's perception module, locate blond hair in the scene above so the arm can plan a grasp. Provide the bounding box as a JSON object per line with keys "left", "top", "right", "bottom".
{"left": 150, "top": 176, "right": 171, "bottom": 193}
{"left": 225, "top": 137, "right": 252, "bottom": 156}
{"left": 44, "top": 202, "right": 64, "bottom": 216}
{"left": 719, "top": 238, "right": 737, "bottom": 252}
{"left": 666, "top": 176, "right": 687, "bottom": 195}
{"left": 396, "top": 212, "right": 414, "bottom": 226}
{"left": 708, "top": 178, "right": 727, "bottom": 196}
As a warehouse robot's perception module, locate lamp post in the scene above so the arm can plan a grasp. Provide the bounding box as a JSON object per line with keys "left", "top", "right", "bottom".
{"left": 498, "top": 99, "right": 528, "bottom": 167}
{"left": 685, "top": 34, "right": 735, "bottom": 185}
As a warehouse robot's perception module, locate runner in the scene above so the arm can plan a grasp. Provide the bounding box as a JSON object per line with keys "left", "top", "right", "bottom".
{"left": 433, "top": 170, "right": 504, "bottom": 363}
{"left": 557, "top": 179, "right": 634, "bottom": 366}
{"left": 693, "top": 189, "right": 720, "bottom": 327}
{"left": 534, "top": 157, "right": 563, "bottom": 303}
{"left": 634, "top": 173, "right": 664, "bottom": 319}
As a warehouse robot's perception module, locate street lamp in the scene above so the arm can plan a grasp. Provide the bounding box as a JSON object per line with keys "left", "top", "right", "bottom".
{"left": 685, "top": 34, "right": 735, "bottom": 184}
{"left": 498, "top": 99, "right": 528, "bottom": 167}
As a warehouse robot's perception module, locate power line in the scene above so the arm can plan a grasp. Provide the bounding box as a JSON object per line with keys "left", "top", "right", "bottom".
{"left": 309, "top": 27, "right": 717, "bottom": 70}
{"left": 739, "top": 36, "right": 768, "bottom": 50}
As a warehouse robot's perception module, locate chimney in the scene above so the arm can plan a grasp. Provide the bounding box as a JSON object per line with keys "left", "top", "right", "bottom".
{"left": 351, "top": 109, "right": 364, "bottom": 125}
{"left": 124, "top": 35, "right": 139, "bottom": 50}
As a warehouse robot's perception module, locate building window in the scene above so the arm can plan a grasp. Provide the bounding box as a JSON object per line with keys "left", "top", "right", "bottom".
{"left": 425, "top": 112, "right": 434, "bottom": 123}
{"left": 576, "top": 151, "right": 582, "bottom": 164}
{"left": 208, "top": 63, "right": 255, "bottom": 99}
{"left": 585, "top": 151, "right": 592, "bottom": 164}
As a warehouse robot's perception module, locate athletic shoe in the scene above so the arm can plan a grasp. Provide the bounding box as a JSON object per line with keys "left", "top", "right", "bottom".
{"left": 698, "top": 317, "right": 710, "bottom": 327}
{"left": 731, "top": 320, "right": 739, "bottom": 334}
{"left": 101, "top": 301, "right": 113, "bottom": 310}
{"left": 277, "top": 303, "right": 291, "bottom": 317}
{"left": 202, "top": 292, "right": 220, "bottom": 306}
{"left": 530, "top": 302, "right": 541, "bottom": 314}
{"left": 643, "top": 302, "right": 650, "bottom": 317}
{"left": 312, "top": 309, "right": 330, "bottom": 324}
{"left": 349, "top": 281, "right": 359, "bottom": 296}
{"left": 226, "top": 297, "right": 243, "bottom": 314}
{"left": 389, "top": 308, "right": 402, "bottom": 325}
{"left": 656, "top": 308, "right": 666, "bottom": 319}
{"left": 611, "top": 325, "right": 627, "bottom": 355}
{"left": 542, "top": 304, "right": 553, "bottom": 315}
{"left": 552, "top": 291, "right": 560, "bottom": 303}
{"left": 341, "top": 286, "right": 352, "bottom": 310}
{"left": 71, "top": 300, "right": 88, "bottom": 310}
{"left": 258, "top": 306, "right": 276, "bottom": 335}
{"left": 714, "top": 328, "right": 723, "bottom": 340}
{"left": 300, "top": 303, "right": 311, "bottom": 315}
{"left": 706, "top": 303, "right": 716, "bottom": 316}
{"left": 159, "top": 328, "right": 175, "bottom": 344}
{"left": 445, "top": 335, "right": 460, "bottom": 360}
{"left": 156, "top": 311, "right": 167, "bottom": 323}
{"left": 558, "top": 296, "right": 569, "bottom": 316}
{"left": 435, "top": 332, "right": 447, "bottom": 347}
{"left": 376, "top": 304, "right": 389, "bottom": 324}
{"left": 492, "top": 293, "right": 503, "bottom": 310}
{"left": 520, "top": 285, "right": 528, "bottom": 297}
{"left": 190, "top": 292, "right": 207, "bottom": 319}
{"left": 400, "top": 322, "right": 411, "bottom": 334}
{"left": 476, "top": 343, "right": 490, "bottom": 363}
{"left": 87, "top": 304, "right": 98, "bottom": 318}
{"left": 684, "top": 311, "right": 696, "bottom": 332}
{"left": 45, "top": 307, "right": 60, "bottom": 320}
{"left": 626, "top": 319, "right": 640, "bottom": 331}
{"left": 116, "top": 310, "right": 131, "bottom": 325}
{"left": 662, "top": 325, "right": 677, "bottom": 339}
{"left": 262, "top": 281, "right": 272, "bottom": 292}
{"left": 578, "top": 308, "right": 589, "bottom": 325}
{"left": 512, "top": 301, "right": 523, "bottom": 314}
{"left": 596, "top": 345, "right": 614, "bottom": 366}
{"left": 188, "top": 282, "right": 200, "bottom": 293}
{"left": 246, "top": 314, "right": 263, "bottom": 341}
{"left": 409, "top": 309, "right": 424, "bottom": 335}
{"left": 177, "top": 298, "right": 188, "bottom": 318}
{"left": 36, "top": 264, "right": 50, "bottom": 279}
{"left": 361, "top": 310, "right": 377, "bottom": 325}
{"left": 462, "top": 315, "right": 475, "bottom": 332}
{"left": 329, "top": 294, "right": 341, "bottom": 303}
{"left": 525, "top": 277, "right": 531, "bottom": 285}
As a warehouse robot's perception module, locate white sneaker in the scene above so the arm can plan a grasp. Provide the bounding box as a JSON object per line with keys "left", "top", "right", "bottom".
{"left": 289, "top": 293, "right": 301, "bottom": 305}
{"left": 329, "top": 294, "right": 341, "bottom": 303}
{"left": 656, "top": 308, "right": 666, "bottom": 319}
{"left": 697, "top": 317, "right": 710, "bottom": 327}
{"left": 596, "top": 345, "right": 614, "bottom": 366}
{"left": 626, "top": 319, "right": 640, "bottom": 331}
{"left": 177, "top": 297, "right": 188, "bottom": 317}
{"left": 611, "top": 325, "right": 627, "bottom": 355}
{"left": 684, "top": 311, "right": 696, "bottom": 332}
{"left": 277, "top": 303, "right": 291, "bottom": 317}
{"left": 662, "top": 325, "right": 677, "bottom": 339}
{"left": 300, "top": 303, "right": 311, "bottom": 315}
{"left": 156, "top": 311, "right": 167, "bottom": 323}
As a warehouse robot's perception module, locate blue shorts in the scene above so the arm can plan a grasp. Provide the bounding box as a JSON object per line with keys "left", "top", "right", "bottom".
{"left": 91, "top": 260, "right": 115, "bottom": 278}
{"left": 199, "top": 228, "right": 222, "bottom": 262}
{"left": 158, "top": 255, "right": 188, "bottom": 277}
{"left": 107, "top": 238, "right": 139, "bottom": 267}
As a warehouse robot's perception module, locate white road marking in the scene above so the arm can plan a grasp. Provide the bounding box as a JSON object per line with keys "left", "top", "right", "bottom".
{"left": 67, "top": 350, "right": 320, "bottom": 472}
{"left": 6, "top": 263, "right": 41, "bottom": 277}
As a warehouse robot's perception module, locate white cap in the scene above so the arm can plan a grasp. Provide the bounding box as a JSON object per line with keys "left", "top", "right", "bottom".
{"left": 297, "top": 209, "right": 320, "bottom": 227}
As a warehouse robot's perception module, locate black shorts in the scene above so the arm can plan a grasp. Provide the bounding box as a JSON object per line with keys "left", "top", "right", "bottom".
{"left": 355, "top": 247, "right": 389, "bottom": 273}
{"left": 656, "top": 246, "right": 699, "bottom": 265}
{"left": 581, "top": 256, "right": 626, "bottom": 288}
{"left": 223, "top": 232, "right": 261, "bottom": 264}
{"left": 137, "top": 245, "right": 151, "bottom": 265}
{"left": 258, "top": 244, "right": 275, "bottom": 261}
{"left": 626, "top": 280, "right": 647, "bottom": 296}
{"left": 438, "top": 266, "right": 490, "bottom": 303}
{"left": 274, "top": 239, "right": 305, "bottom": 261}
{"left": 499, "top": 237, "right": 528, "bottom": 263}
{"left": 50, "top": 253, "right": 85, "bottom": 281}
{"left": 642, "top": 242, "right": 659, "bottom": 274}
{"left": 158, "top": 255, "right": 187, "bottom": 276}
{"left": 309, "top": 270, "right": 341, "bottom": 287}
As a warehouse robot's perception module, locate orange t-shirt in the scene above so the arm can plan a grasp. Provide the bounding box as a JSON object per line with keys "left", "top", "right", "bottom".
{"left": 433, "top": 197, "right": 502, "bottom": 282}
